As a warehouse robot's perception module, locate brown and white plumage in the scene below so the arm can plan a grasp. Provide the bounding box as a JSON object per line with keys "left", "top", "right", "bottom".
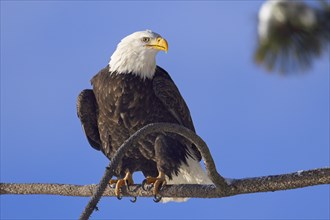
{"left": 77, "top": 30, "right": 211, "bottom": 202}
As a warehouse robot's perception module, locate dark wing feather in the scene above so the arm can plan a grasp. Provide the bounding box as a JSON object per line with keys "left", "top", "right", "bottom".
{"left": 153, "top": 66, "right": 201, "bottom": 161}
{"left": 77, "top": 89, "right": 101, "bottom": 151}
{"left": 153, "top": 66, "right": 195, "bottom": 132}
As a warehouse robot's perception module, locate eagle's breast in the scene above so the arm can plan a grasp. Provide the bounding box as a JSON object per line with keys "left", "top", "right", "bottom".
{"left": 91, "top": 67, "right": 176, "bottom": 163}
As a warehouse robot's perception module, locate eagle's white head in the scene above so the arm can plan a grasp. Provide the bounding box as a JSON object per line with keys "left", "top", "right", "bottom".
{"left": 109, "top": 30, "right": 168, "bottom": 79}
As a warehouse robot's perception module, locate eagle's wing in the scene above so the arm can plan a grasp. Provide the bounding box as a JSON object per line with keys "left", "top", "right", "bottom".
{"left": 153, "top": 66, "right": 201, "bottom": 161}
{"left": 153, "top": 66, "right": 195, "bottom": 131}
{"left": 77, "top": 89, "right": 101, "bottom": 151}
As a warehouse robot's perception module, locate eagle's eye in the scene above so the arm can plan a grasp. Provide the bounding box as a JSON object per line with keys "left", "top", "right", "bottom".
{"left": 142, "top": 37, "right": 150, "bottom": 43}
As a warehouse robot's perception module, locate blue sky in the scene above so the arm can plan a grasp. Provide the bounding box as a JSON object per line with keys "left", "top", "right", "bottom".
{"left": 1, "top": 1, "right": 329, "bottom": 219}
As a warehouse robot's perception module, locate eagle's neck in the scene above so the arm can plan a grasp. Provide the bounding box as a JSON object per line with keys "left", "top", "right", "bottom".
{"left": 109, "top": 45, "right": 158, "bottom": 80}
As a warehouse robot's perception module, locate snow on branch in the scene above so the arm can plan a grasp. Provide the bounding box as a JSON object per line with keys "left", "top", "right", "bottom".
{"left": 1, "top": 123, "right": 329, "bottom": 219}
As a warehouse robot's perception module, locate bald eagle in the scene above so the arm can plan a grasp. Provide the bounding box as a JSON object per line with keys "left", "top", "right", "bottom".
{"left": 77, "top": 30, "right": 212, "bottom": 202}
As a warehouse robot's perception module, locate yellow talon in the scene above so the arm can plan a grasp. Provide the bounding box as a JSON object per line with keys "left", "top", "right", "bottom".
{"left": 109, "top": 172, "right": 134, "bottom": 199}
{"left": 142, "top": 171, "right": 166, "bottom": 202}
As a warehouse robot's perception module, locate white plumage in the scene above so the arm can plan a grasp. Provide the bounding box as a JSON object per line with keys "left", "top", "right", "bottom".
{"left": 109, "top": 30, "right": 162, "bottom": 79}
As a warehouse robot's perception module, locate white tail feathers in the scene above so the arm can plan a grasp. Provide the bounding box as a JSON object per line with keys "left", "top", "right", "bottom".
{"left": 161, "top": 155, "right": 213, "bottom": 203}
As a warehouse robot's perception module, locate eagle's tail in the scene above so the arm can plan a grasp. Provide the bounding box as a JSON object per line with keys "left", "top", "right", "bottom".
{"left": 162, "top": 155, "right": 213, "bottom": 203}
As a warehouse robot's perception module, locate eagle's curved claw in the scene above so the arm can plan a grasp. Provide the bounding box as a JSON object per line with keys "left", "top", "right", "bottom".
{"left": 142, "top": 179, "right": 152, "bottom": 191}
{"left": 142, "top": 172, "right": 166, "bottom": 202}
{"left": 130, "top": 197, "right": 137, "bottom": 203}
{"left": 109, "top": 178, "right": 121, "bottom": 189}
{"left": 110, "top": 172, "right": 134, "bottom": 200}
{"left": 142, "top": 179, "right": 147, "bottom": 190}
{"left": 153, "top": 194, "right": 162, "bottom": 203}
{"left": 109, "top": 183, "right": 116, "bottom": 189}
{"left": 125, "top": 180, "right": 133, "bottom": 192}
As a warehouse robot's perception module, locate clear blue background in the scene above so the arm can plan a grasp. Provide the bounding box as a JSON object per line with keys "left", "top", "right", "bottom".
{"left": 1, "top": 1, "right": 329, "bottom": 219}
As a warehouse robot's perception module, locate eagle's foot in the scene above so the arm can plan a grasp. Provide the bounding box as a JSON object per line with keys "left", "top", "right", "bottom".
{"left": 109, "top": 172, "right": 134, "bottom": 200}
{"left": 142, "top": 171, "right": 166, "bottom": 202}
{"left": 109, "top": 179, "right": 118, "bottom": 188}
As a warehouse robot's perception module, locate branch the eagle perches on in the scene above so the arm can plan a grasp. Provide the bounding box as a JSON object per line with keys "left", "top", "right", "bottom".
{"left": 77, "top": 123, "right": 330, "bottom": 219}
{"left": 1, "top": 123, "right": 329, "bottom": 220}
{"left": 80, "top": 123, "right": 229, "bottom": 219}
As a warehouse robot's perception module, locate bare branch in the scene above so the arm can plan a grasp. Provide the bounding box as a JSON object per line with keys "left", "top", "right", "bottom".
{"left": 78, "top": 123, "right": 229, "bottom": 219}
{"left": 1, "top": 123, "right": 329, "bottom": 219}
{"left": 1, "top": 168, "right": 329, "bottom": 198}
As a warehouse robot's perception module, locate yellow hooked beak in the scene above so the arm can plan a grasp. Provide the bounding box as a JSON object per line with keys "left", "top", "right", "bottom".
{"left": 147, "top": 37, "right": 168, "bottom": 53}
